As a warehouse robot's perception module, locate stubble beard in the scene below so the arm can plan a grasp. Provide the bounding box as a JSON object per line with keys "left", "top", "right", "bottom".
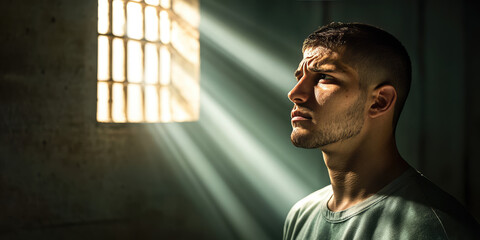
{"left": 290, "top": 95, "right": 365, "bottom": 149}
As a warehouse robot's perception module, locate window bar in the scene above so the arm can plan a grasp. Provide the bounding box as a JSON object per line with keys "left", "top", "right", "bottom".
{"left": 167, "top": 85, "right": 172, "bottom": 122}
{"left": 167, "top": 48, "right": 173, "bottom": 121}
{"left": 141, "top": 43, "right": 147, "bottom": 122}
{"left": 142, "top": 3, "right": 147, "bottom": 122}
{"left": 156, "top": 43, "right": 162, "bottom": 121}
{"left": 123, "top": 3, "right": 129, "bottom": 123}
{"left": 156, "top": 6, "right": 162, "bottom": 122}
{"left": 107, "top": 1, "right": 114, "bottom": 122}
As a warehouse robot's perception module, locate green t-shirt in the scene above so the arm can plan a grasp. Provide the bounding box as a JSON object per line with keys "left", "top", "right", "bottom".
{"left": 283, "top": 168, "right": 480, "bottom": 240}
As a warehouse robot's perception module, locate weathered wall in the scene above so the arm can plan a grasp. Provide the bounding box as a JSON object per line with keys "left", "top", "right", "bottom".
{"left": 0, "top": 0, "right": 479, "bottom": 239}
{"left": 0, "top": 0, "right": 213, "bottom": 239}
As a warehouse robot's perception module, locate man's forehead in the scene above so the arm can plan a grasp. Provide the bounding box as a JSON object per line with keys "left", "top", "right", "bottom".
{"left": 303, "top": 46, "right": 333, "bottom": 59}
{"left": 299, "top": 46, "right": 344, "bottom": 70}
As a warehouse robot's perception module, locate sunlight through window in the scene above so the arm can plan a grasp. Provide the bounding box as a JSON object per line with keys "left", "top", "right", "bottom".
{"left": 160, "top": 87, "right": 171, "bottom": 121}
{"left": 97, "top": 36, "right": 110, "bottom": 80}
{"left": 98, "top": 0, "right": 109, "bottom": 34}
{"left": 112, "top": 0, "right": 125, "bottom": 36}
{"left": 97, "top": 82, "right": 109, "bottom": 121}
{"left": 127, "top": 40, "right": 143, "bottom": 83}
{"left": 145, "top": 6, "right": 159, "bottom": 41}
{"left": 127, "top": 2, "right": 143, "bottom": 40}
{"left": 145, "top": 43, "right": 159, "bottom": 84}
{"left": 160, "top": 10, "right": 171, "bottom": 44}
{"left": 127, "top": 84, "right": 143, "bottom": 122}
{"left": 97, "top": 0, "right": 199, "bottom": 123}
{"left": 145, "top": 85, "right": 159, "bottom": 122}
{"left": 160, "top": 46, "right": 171, "bottom": 85}
{"left": 112, "top": 83, "right": 126, "bottom": 122}
{"left": 112, "top": 38, "right": 125, "bottom": 81}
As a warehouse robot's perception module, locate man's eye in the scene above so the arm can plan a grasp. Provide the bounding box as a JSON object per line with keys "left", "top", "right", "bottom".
{"left": 318, "top": 74, "right": 334, "bottom": 82}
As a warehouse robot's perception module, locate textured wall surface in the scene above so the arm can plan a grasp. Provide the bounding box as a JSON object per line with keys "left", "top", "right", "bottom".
{"left": 1, "top": 0, "right": 479, "bottom": 239}
{"left": 0, "top": 0, "right": 213, "bottom": 239}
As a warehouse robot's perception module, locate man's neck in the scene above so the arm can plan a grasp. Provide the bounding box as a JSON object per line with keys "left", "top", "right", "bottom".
{"left": 322, "top": 138, "right": 409, "bottom": 212}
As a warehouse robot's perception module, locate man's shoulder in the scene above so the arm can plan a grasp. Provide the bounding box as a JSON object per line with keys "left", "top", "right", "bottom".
{"left": 289, "top": 185, "right": 332, "bottom": 215}
{"left": 283, "top": 185, "right": 332, "bottom": 239}
{"left": 393, "top": 169, "right": 480, "bottom": 238}
{"left": 404, "top": 170, "right": 474, "bottom": 218}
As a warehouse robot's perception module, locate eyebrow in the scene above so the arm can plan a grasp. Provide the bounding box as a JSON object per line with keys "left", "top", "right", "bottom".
{"left": 310, "top": 67, "right": 345, "bottom": 73}
{"left": 293, "top": 66, "right": 345, "bottom": 78}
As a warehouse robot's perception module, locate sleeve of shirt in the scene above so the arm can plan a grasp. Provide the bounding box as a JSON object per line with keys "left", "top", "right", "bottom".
{"left": 283, "top": 206, "right": 297, "bottom": 240}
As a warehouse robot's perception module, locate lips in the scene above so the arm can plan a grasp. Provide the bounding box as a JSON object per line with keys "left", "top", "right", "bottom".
{"left": 291, "top": 110, "right": 312, "bottom": 121}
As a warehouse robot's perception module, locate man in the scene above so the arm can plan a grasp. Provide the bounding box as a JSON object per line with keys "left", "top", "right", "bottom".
{"left": 283, "top": 22, "right": 480, "bottom": 239}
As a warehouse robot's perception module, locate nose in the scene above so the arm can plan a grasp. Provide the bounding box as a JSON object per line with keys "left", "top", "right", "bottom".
{"left": 288, "top": 78, "right": 310, "bottom": 104}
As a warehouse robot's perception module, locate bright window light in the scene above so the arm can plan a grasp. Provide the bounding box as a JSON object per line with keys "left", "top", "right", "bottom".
{"left": 112, "top": 0, "right": 125, "bottom": 36}
{"left": 127, "top": 2, "right": 143, "bottom": 39}
{"left": 112, "top": 38, "right": 125, "bottom": 81}
{"left": 97, "top": 36, "right": 110, "bottom": 80}
{"left": 127, "top": 84, "right": 143, "bottom": 122}
{"left": 145, "top": 0, "right": 159, "bottom": 6}
{"left": 97, "top": 82, "right": 109, "bottom": 122}
{"left": 145, "top": 43, "right": 159, "bottom": 84}
{"left": 98, "top": 0, "right": 109, "bottom": 34}
{"left": 127, "top": 40, "right": 143, "bottom": 83}
{"left": 160, "top": 0, "right": 170, "bottom": 9}
{"left": 159, "top": 46, "right": 171, "bottom": 85}
{"left": 160, "top": 10, "right": 171, "bottom": 44}
{"left": 112, "top": 83, "right": 126, "bottom": 122}
{"left": 145, "top": 6, "right": 159, "bottom": 41}
{"left": 97, "top": 0, "right": 199, "bottom": 123}
{"left": 145, "top": 85, "right": 159, "bottom": 122}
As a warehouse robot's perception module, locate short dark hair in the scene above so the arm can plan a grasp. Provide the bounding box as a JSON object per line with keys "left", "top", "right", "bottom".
{"left": 303, "top": 22, "right": 411, "bottom": 126}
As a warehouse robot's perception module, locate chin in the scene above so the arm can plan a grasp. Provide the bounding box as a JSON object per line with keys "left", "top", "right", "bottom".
{"left": 290, "top": 129, "right": 321, "bottom": 149}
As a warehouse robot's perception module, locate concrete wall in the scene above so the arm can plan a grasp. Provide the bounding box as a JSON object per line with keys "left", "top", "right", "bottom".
{"left": 1, "top": 0, "right": 213, "bottom": 239}
{"left": 1, "top": 0, "right": 479, "bottom": 239}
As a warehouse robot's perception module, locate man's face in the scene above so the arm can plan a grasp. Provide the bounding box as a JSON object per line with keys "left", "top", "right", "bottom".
{"left": 288, "top": 46, "right": 366, "bottom": 149}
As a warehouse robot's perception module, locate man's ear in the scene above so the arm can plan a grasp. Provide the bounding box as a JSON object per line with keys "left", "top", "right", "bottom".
{"left": 369, "top": 85, "right": 397, "bottom": 118}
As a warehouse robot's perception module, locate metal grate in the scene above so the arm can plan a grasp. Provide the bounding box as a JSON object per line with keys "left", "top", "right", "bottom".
{"left": 97, "top": 0, "right": 200, "bottom": 123}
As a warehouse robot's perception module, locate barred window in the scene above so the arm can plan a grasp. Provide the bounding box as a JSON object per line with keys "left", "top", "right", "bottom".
{"left": 97, "top": 0, "right": 200, "bottom": 123}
